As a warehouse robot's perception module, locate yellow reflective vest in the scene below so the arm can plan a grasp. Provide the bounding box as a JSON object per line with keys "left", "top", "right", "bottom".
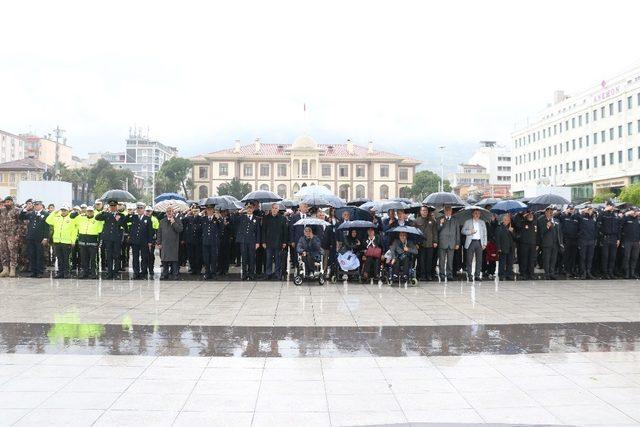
{"left": 45, "top": 211, "right": 79, "bottom": 245}
{"left": 76, "top": 215, "right": 104, "bottom": 236}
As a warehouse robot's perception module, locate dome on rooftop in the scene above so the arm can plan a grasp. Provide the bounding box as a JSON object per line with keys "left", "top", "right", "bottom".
{"left": 292, "top": 135, "right": 317, "bottom": 149}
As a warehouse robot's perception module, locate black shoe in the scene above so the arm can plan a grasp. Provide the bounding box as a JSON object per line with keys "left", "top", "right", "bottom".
{"left": 54, "top": 273, "right": 63, "bottom": 279}
{"left": 474, "top": 276, "right": 481, "bottom": 281}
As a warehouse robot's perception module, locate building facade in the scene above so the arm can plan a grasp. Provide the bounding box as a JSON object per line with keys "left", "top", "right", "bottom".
{"left": 191, "top": 136, "right": 421, "bottom": 200}
{"left": 91, "top": 130, "right": 178, "bottom": 195}
{"left": 0, "top": 157, "right": 48, "bottom": 198}
{"left": 511, "top": 65, "right": 640, "bottom": 200}
{"left": 21, "top": 134, "right": 81, "bottom": 169}
{"left": 449, "top": 164, "right": 490, "bottom": 199}
{"left": 0, "top": 130, "right": 26, "bottom": 164}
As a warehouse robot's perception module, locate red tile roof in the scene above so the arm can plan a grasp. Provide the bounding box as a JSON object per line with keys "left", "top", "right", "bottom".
{"left": 0, "top": 157, "right": 49, "bottom": 171}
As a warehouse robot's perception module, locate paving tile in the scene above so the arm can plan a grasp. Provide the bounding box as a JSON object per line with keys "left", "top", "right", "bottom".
{"left": 329, "top": 410, "right": 406, "bottom": 426}
{"left": 545, "top": 404, "right": 638, "bottom": 425}
{"left": 327, "top": 394, "right": 401, "bottom": 412}
{"left": 15, "top": 408, "right": 104, "bottom": 426}
{"left": 93, "top": 410, "right": 179, "bottom": 427}
{"left": 252, "top": 412, "right": 330, "bottom": 427}
{"left": 172, "top": 411, "right": 253, "bottom": 427}
{"left": 40, "top": 391, "right": 120, "bottom": 410}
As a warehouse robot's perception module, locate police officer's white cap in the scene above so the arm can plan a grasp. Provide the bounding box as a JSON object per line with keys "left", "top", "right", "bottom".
{"left": 60, "top": 205, "right": 70, "bottom": 211}
{"left": 86, "top": 206, "right": 95, "bottom": 211}
{"left": 136, "top": 202, "right": 145, "bottom": 208}
{"left": 80, "top": 204, "right": 87, "bottom": 209}
{"left": 145, "top": 206, "right": 153, "bottom": 211}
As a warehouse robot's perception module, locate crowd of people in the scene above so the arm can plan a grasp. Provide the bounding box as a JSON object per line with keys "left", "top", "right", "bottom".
{"left": 1, "top": 194, "right": 638, "bottom": 283}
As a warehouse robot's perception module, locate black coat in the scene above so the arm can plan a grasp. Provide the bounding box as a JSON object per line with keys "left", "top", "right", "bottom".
{"left": 182, "top": 215, "right": 202, "bottom": 244}
{"left": 236, "top": 214, "right": 261, "bottom": 245}
{"left": 577, "top": 214, "right": 597, "bottom": 244}
{"left": 127, "top": 214, "right": 155, "bottom": 245}
{"left": 289, "top": 212, "right": 310, "bottom": 245}
{"left": 200, "top": 215, "right": 221, "bottom": 246}
{"left": 495, "top": 224, "right": 516, "bottom": 254}
{"left": 537, "top": 215, "right": 563, "bottom": 248}
{"left": 514, "top": 217, "right": 537, "bottom": 245}
{"left": 261, "top": 213, "right": 287, "bottom": 248}
{"left": 95, "top": 210, "right": 127, "bottom": 242}
{"left": 19, "top": 209, "right": 50, "bottom": 241}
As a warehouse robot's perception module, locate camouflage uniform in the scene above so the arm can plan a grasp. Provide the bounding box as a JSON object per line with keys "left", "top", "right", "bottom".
{"left": 0, "top": 206, "right": 21, "bottom": 269}
{"left": 17, "top": 218, "right": 29, "bottom": 272}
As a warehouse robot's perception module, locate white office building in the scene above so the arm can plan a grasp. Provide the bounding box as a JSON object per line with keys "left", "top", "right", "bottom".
{"left": 467, "top": 140, "right": 512, "bottom": 197}
{"left": 511, "top": 65, "right": 640, "bottom": 200}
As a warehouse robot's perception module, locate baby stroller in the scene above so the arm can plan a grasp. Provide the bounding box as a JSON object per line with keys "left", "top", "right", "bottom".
{"left": 293, "top": 254, "right": 326, "bottom": 286}
{"left": 332, "top": 250, "right": 361, "bottom": 283}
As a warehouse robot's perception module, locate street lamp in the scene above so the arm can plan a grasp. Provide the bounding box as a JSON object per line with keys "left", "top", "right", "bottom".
{"left": 438, "top": 145, "right": 445, "bottom": 192}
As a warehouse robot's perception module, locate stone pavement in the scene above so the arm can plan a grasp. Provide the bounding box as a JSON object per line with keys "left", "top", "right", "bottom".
{"left": 0, "top": 277, "right": 639, "bottom": 426}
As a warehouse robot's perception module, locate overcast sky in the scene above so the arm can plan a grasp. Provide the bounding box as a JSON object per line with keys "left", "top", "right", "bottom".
{"left": 2, "top": 0, "right": 639, "bottom": 173}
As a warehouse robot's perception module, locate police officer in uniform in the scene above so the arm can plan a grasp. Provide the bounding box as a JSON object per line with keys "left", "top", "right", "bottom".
{"left": 236, "top": 204, "right": 261, "bottom": 280}
{"left": 559, "top": 205, "right": 579, "bottom": 278}
{"left": 515, "top": 211, "right": 537, "bottom": 280}
{"left": 217, "top": 210, "right": 233, "bottom": 276}
{"left": 200, "top": 204, "right": 221, "bottom": 279}
{"left": 95, "top": 200, "right": 128, "bottom": 279}
{"left": 537, "top": 206, "right": 563, "bottom": 280}
{"left": 577, "top": 206, "right": 597, "bottom": 279}
{"left": 182, "top": 204, "right": 203, "bottom": 275}
{"left": 19, "top": 200, "right": 49, "bottom": 278}
{"left": 127, "top": 202, "right": 155, "bottom": 279}
{"left": 621, "top": 208, "right": 640, "bottom": 279}
{"left": 597, "top": 202, "right": 621, "bottom": 279}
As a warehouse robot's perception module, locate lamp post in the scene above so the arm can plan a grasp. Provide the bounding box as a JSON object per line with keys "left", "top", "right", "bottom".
{"left": 438, "top": 145, "right": 445, "bottom": 192}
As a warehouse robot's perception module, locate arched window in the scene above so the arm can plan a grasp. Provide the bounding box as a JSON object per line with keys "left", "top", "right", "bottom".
{"left": 339, "top": 184, "right": 349, "bottom": 200}
{"left": 277, "top": 184, "right": 287, "bottom": 198}
{"left": 292, "top": 183, "right": 300, "bottom": 195}
{"left": 399, "top": 186, "right": 411, "bottom": 198}
{"left": 323, "top": 184, "right": 331, "bottom": 192}
{"left": 260, "top": 183, "right": 269, "bottom": 191}
{"left": 301, "top": 160, "right": 309, "bottom": 176}
{"left": 355, "top": 184, "right": 365, "bottom": 199}
{"left": 198, "top": 185, "right": 208, "bottom": 199}
{"left": 380, "top": 184, "right": 389, "bottom": 199}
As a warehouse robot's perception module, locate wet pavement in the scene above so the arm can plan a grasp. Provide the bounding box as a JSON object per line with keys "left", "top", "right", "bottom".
{"left": 1, "top": 277, "right": 640, "bottom": 425}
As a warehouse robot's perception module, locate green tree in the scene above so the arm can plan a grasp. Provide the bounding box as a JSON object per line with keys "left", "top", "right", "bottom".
{"left": 410, "top": 170, "right": 451, "bottom": 201}
{"left": 592, "top": 191, "right": 616, "bottom": 203}
{"left": 217, "top": 177, "right": 252, "bottom": 200}
{"left": 154, "top": 157, "right": 193, "bottom": 197}
{"left": 619, "top": 183, "right": 640, "bottom": 205}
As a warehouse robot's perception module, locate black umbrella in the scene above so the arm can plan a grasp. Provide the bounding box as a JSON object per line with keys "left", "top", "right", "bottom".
{"left": 476, "top": 197, "right": 502, "bottom": 208}
{"left": 280, "top": 199, "right": 299, "bottom": 209}
{"left": 423, "top": 192, "right": 465, "bottom": 206}
{"left": 101, "top": 189, "right": 136, "bottom": 203}
{"left": 336, "top": 206, "right": 373, "bottom": 221}
{"left": 386, "top": 225, "right": 425, "bottom": 241}
{"left": 454, "top": 205, "right": 493, "bottom": 222}
{"left": 404, "top": 202, "right": 423, "bottom": 215}
{"left": 241, "top": 190, "right": 282, "bottom": 203}
{"left": 203, "top": 196, "right": 243, "bottom": 210}
{"left": 379, "top": 200, "right": 409, "bottom": 212}
{"left": 260, "top": 201, "right": 286, "bottom": 211}
{"left": 528, "top": 194, "right": 570, "bottom": 206}
{"left": 337, "top": 220, "right": 375, "bottom": 230}
{"left": 302, "top": 194, "right": 346, "bottom": 208}
{"left": 346, "top": 198, "right": 371, "bottom": 207}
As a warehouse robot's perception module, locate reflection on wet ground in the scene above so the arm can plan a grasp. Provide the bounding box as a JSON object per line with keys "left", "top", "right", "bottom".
{"left": 1, "top": 321, "right": 639, "bottom": 357}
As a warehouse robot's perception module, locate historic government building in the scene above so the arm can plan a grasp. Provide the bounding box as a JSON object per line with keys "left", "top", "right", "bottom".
{"left": 190, "top": 135, "right": 421, "bottom": 200}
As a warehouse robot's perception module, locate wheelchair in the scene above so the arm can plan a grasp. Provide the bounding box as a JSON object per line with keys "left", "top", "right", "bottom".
{"left": 384, "top": 253, "right": 418, "bottom": 286}
{"left": 293, "top": 254, "right": 326, "bottom": 286}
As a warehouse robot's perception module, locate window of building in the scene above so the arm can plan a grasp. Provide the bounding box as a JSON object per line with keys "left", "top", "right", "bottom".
{"left": 601, "top": 154, "right": 606, "bottom": 166}
{"left": 277, "top": 184, "right": 287, "bottom": 198}
{"left": 593, "top": 109, "right": 598, "bottom": 121}
{"left": 572, "top": 139, "right": 576, "bottom": 150}
{"left": 9, "top": 173, "right": 15, "bottom": 183}
{"left": 339, "top": 164, "right": 348, "bottom": 178}
{"left": 609, "top": 103, "right": 614, "bottom": 116}
{"left": 260, "top": 163, "right": 270, "bottom": 177}
{"left": 601, "top": 130, "right": 606, "bottom": 142}
{"left": 586, "top": 158, "right": 590, "bottom": 169}
{"left": 301, "top": 160, "right": 308, "bottom": 175}
{"left": 629, "top": 122, "right": 633, "bottom": 136}
{"left": 586, "top": 111, "right": 590, "bottom": 123}
{"left": 578, "top": 160, "right": 583, "bottom": 171}
{"left": 618, "top": 150, "right": 623, "bottom": 163}
{"left": 585, "top": 135, "right": 590, "bottom": 146}
{"left": 399, "top": 168, "right": 408, "bottom": 180}
{"left": 380, "top": 164, "right": 389, "bottom": 178}
{"left": 356, "top": 164, "right": 366, "bottom": 178}
{"left": 321, "top": 164, "right": 331, "bottom": 177}
{"left": 618, "top": 125, "right": 623, "bottom": 138}
{"left": 628, "top": 96, "right": 633, "bottom": 110}
{"left": 243, "top": 164, "right": 253, "bottom": 176}
{"left": 601, "top": 106, "right": 605, "bottom": 118}
{"left": 609, "top": 153, "right": 614, "bottom": 165}
{"left": 578, "top": 115, "right": 582, "bottom": 126}
{"left": 198, "top": 166, "right": 208, "bottom": 179}
{"left": 593, "top": 156, "right": 597, "bottom": 168}
{"left": 609, "top": 128, "right": 614, "bottom": 140}
{"left": 259, "top": 183, "right": 269, "bottom": 191}
{"left": 339, "top": 184, "right": 349, "bottom": 200}
{"left": 379, "top": 184, "right": 389, "bottom": 199}
{"left": 355, "top": 184, "right": 365, "bottom": 199}
{"left": 571, "top": 117, "right": 575, "bottom": 128}
{"left": 618, "top": 99, "right": 622, "bottom": 113}
{"left": 572, "top": 161, "right": 576, "bottom": 172}
{"left": 219, "top": 163, "right": 228, "bottom": 176}
{"left": 198, "top": 185, "right": 208, "bottom": 199}
{"left": 277, "top": 163, "right": 287, "bottom": 177}
{"left": 628, "top": 148, "right": 633, "bottom": 162}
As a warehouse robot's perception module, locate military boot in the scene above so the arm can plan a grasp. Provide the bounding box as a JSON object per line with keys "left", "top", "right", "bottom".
{"left": 9, "top": 266, "right": 16, "bottom": 277}
{"left": 0, "top": 266, "right": 9, "bottom": 277}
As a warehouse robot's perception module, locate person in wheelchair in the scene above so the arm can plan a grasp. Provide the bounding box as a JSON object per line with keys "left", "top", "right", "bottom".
{"left": 296, "top": 226, "right": 324, "bottom": 276}
{"left": 361, "top": 227, "right": 383, "bottom": 281}
{"left": 389, "top": 231, "right": 419, "bottom": 280}
{"left": 341, "top": 229, "right": 361, "bottom": 254}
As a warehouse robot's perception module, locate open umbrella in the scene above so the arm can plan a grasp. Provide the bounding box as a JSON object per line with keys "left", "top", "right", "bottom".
{"left": 404, "top": 202, "right": 423, "bottom": 215}
{"left": 527, "top": 194, "right": 570, "bottom": 211}
{"left": 202, "top": 196, "right": 243, "bottom": 210}
{"left": 386, "top": 225, "right": 425, "bottom": 242}
{"left": 490, "top": 200, "right": 528, "bottom": 214}
{"left": 154, "top": 199, "right": 189, "bottom": 213}
{"left": 280, "top": 199, "right": 299, "bottom": 209}
{"left": 302, "top": 194, "right": 346, "bottom": 208}
{"left": 379, "top": 200, "right": 409, "bottom": 212}
{"left": 260, "top": 201, "right": 286, "bottom": 211}
{"left": 336, "top": 206, "right": 373, "bottom": 221}
{"left": 154, "top": 192, "right": 186, "bottom": 204}
{"left": 475, "top": 197, "right": 502, "bottom": 208}
{"left": 295, "top": 185, "right": 332, "bottom": 199}
{"left": 101, "top": 189, "right": 136, "bottom": 203}
{"left": 391, "top": 197, "right": 414, "bottom": 204}
{"left": 454, "top": 205, "right": 493, "bottom": 222}
{"left": 346, "top": 198, "right": 371, "bottom": 207}
{"left": 358, "top": 200, "right": 384, "bottom": 213}
{"left": 423, "top": 192, "right": 465, "bottom": 206}
{"left": 241, "top": 190, "right": 282, "bottom": 203}
{"left": 293, "top": 217, "right": 328, "bottom": 227}
{"left": 337, "top": 220, "right": 375, "bottom": 230}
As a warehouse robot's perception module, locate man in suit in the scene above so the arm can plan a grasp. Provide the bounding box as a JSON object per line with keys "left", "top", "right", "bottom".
{"left": 19, "top": 200, "right": 49, "bottom": 278}
{"left": 537, "top": 206, "right": 564, "bottom": 280}
{"left": 95, "top": 200, "right": 128, "bottom": 279}
{"left": 200, "top": 204, "right": 221, "bottom": 280}
{"left": 461, "top": 208, "right": 487, "bottom": 281}
{"left": 261, "top": 203, "right": 287, "bottom": 280}
{"left": 437, "top": 205, "right": 460, "bottom": 280}
{"left": 236, "top": 204, "right": 261, "bottom": 280}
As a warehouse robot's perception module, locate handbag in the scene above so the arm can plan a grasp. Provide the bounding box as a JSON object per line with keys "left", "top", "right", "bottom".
{"left": 364, "top": 246, "right": 382, "bottom": 259}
